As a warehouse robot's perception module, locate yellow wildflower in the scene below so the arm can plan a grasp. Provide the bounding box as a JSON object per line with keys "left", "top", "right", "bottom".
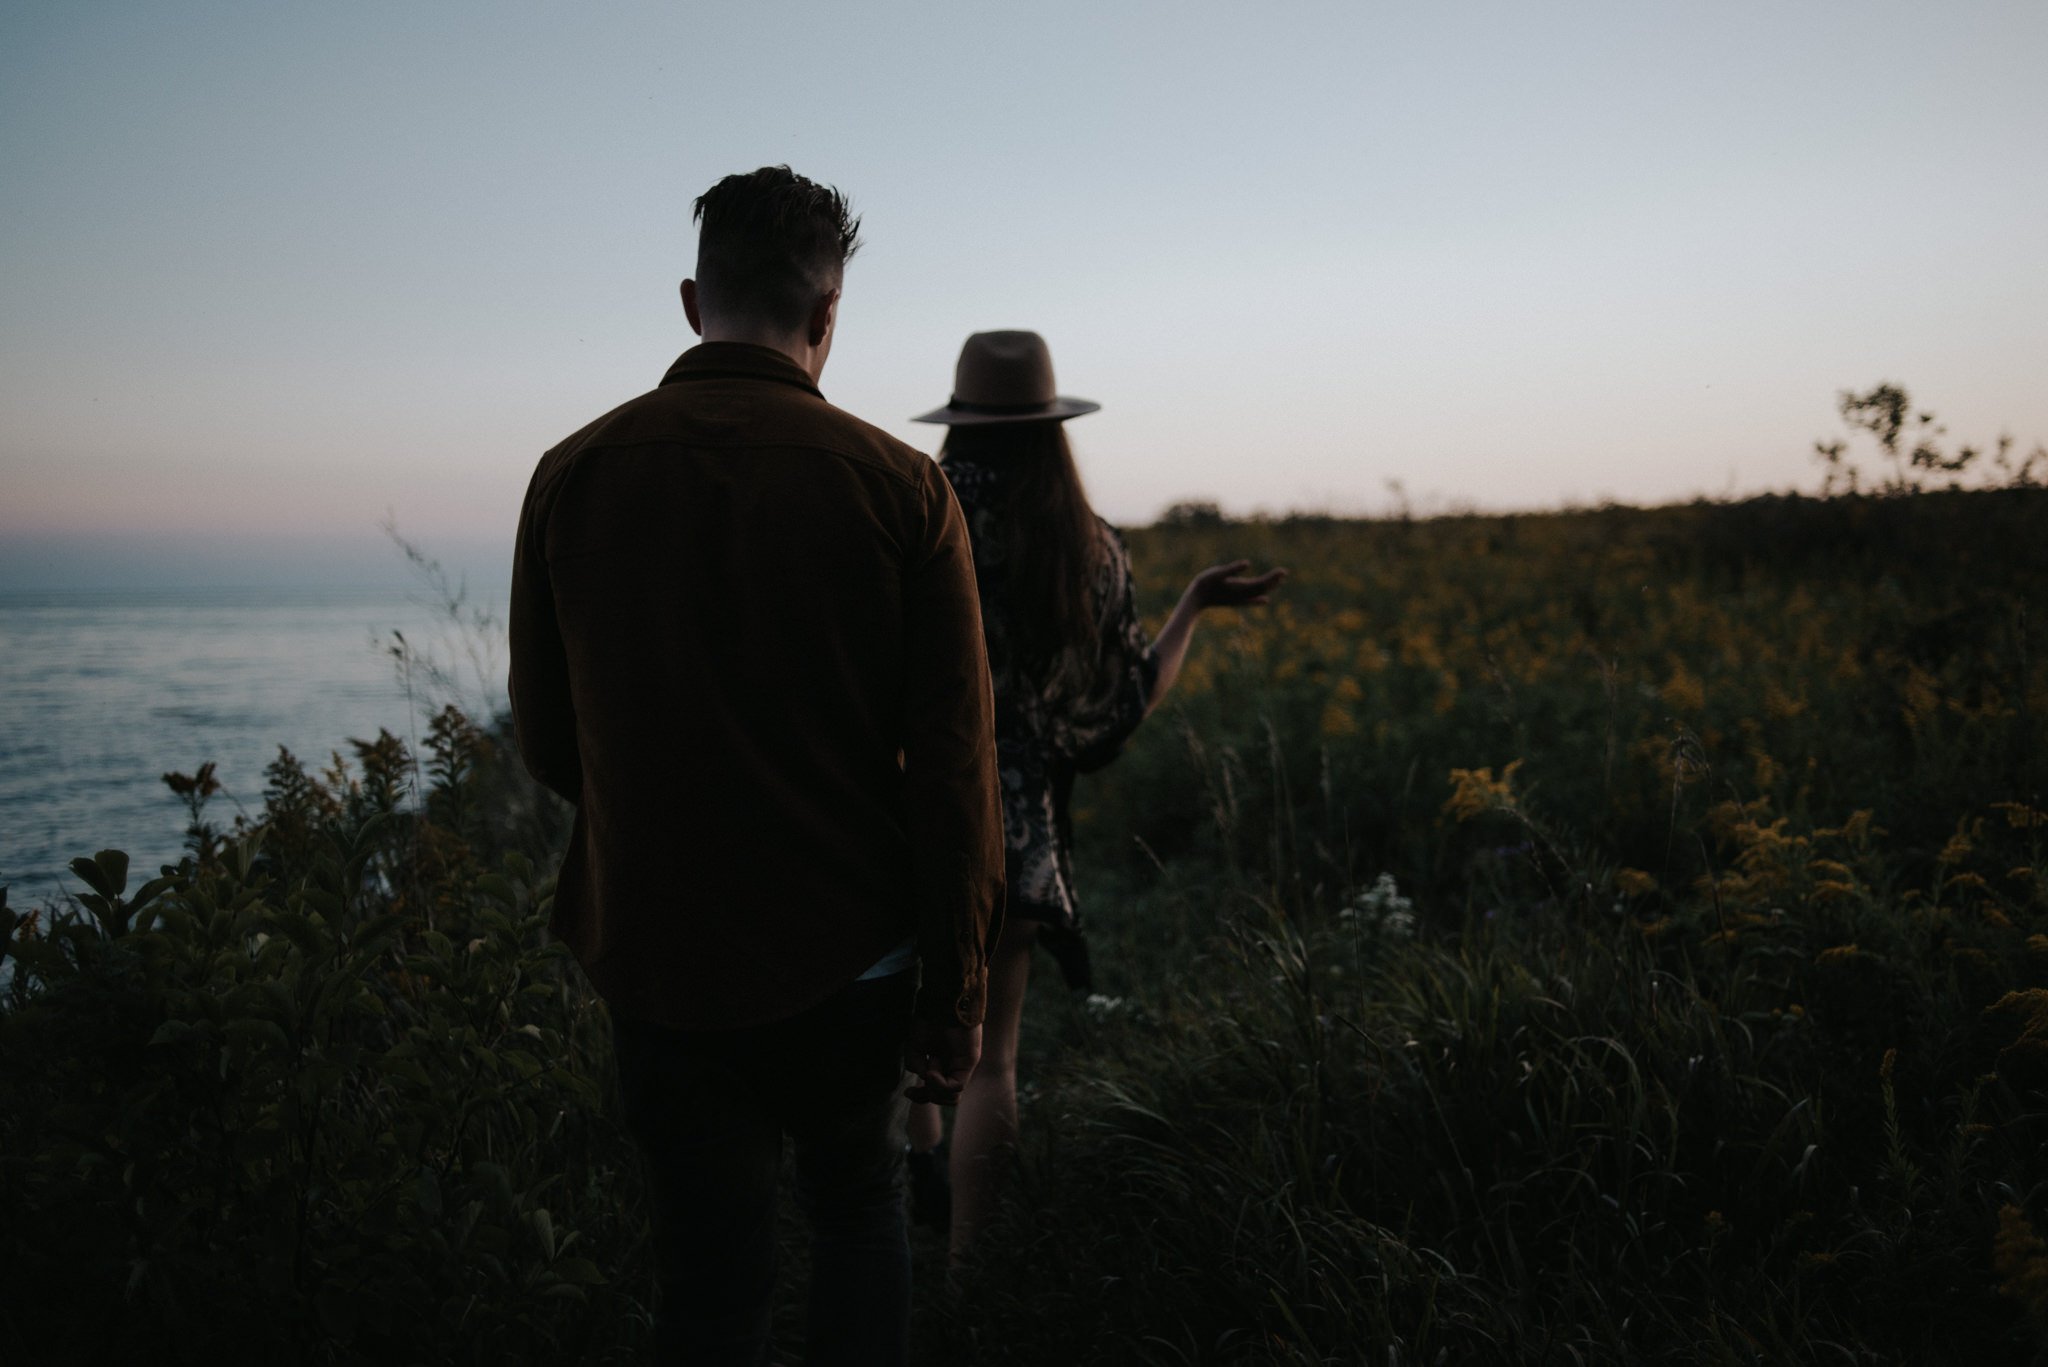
{"left": 1985, "top": 991, "right": 2048, "bottom": 1091}
{"left": 1432, "top": 671, "right": 1459, "bottom": 716}
{"left": 1443, "top": 761, "right": 1522, "bottom": 822}
{"left": 1815, "top": 944, "right": 1860, "bottom": 966}
{"left": 1763, "top": 682, "right": 1807, "bottom": 719}
{"left": 1660, "top": 662, "right": 1705, "bottom": 712}
{"left": 1996, "top": 1205, "right": 2048, "bottom": 1323}
{"left": 1900, "top": 666, "right": 1940, "bottom": 729}
{"left": 1615, "top": 868, "right": 1658, "bottom": 897}
{"left": 1994, "top": 802, "right": 2048, "bottom": 830}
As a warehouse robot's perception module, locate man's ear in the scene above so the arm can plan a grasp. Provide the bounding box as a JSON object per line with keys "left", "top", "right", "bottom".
{"left": 807, "top": 288, "right": 840, "bottom": 347}
{"left": 681, "top": 279, "right": 703, "bottom": 337}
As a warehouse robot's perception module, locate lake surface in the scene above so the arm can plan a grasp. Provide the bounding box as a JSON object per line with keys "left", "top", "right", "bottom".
{"left": 0, "top": 589, "right": 509, "bottom": 907}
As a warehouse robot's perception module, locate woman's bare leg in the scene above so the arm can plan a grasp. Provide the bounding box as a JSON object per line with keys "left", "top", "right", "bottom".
{"left": 948, "top": 917, "right": 1037, "bottom": 1268}
{"left": 906, "top": 1097, "right": 944, "bottom": 1151}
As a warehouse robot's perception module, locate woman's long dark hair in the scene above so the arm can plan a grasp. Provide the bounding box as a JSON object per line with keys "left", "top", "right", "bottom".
{"left": 941, "top": 420, "right": 1104, "bottom": 682}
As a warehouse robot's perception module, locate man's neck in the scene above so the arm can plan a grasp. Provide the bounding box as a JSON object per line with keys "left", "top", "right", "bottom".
{"left": 697, "top": 323, "right": 827, "bottom": 386}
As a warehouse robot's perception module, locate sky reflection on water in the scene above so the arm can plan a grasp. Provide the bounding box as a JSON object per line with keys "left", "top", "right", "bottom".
{"left": 0, "top": 588, "right": 506, "bottom": 906}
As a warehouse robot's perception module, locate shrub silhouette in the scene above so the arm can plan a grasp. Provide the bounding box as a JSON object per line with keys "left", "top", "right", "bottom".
{"left": 1, "top": 720, "right": 633, "bottom": 1365}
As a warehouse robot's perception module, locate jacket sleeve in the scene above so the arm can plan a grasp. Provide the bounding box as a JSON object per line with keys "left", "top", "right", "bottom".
{"left": 509, "top": 456, "right": 583, "bottom": 805}
{"left": 901, "top": 460, "right": 1006, "bottom": 1027}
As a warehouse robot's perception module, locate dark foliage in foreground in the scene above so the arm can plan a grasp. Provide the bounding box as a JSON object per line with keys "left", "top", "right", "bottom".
{"left": 5, "top": 489, "right": 2047, "bottom": 1364}
{"left": 0, "top": 712, "right": 637, "bottom": 1365}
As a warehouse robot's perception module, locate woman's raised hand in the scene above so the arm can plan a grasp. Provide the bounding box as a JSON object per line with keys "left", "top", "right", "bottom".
{"left": 1145, "top": 561, "right": 1287, "bottom": 712}
{"left": 1186, "top": 559, "right": 1288, "bottom": 610}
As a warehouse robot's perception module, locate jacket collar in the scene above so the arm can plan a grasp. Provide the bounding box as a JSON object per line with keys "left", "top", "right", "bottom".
{"left": 660, "top": 342, "right": 825, "bottom": 400}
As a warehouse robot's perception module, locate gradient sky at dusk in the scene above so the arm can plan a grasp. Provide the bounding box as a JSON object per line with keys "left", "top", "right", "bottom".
{"left": 3, "top": 0, "right": 2044, "bottom": 587}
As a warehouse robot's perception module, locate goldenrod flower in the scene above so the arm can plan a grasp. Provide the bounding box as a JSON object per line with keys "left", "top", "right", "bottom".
{"left": 1985, "top": 991, "right": 2048, "bottom": 1091}
{"left": 1661, "top": 662, "right": 1706, "bottom": 712}
{"left": 1763, "top": 682, "right": 1807, "bottom": 719}
{"left": 1939, "top": 820, "right": 1980, "bottom": 866}
{"left": 1993, "top": 802, "right": 2048, "bottom": 830}
{"left": 1900, "top": 666, "right": 1940, "bottom": 729}
{"left": 1615, "top": 868, "right": 1658, "bottom": 897}
{"left": 1443, "top": 761, "right": 1522, "bottom": 822}
{"left": 1996, "top": 1205, "right": 2048, "bottom": 1322}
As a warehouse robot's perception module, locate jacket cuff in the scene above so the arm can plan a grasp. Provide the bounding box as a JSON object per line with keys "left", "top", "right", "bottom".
{"left": 914, "top": 962, "right": 987, "bottom": 1029}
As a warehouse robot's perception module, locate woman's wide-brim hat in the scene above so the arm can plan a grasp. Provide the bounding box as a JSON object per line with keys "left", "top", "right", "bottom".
{"left": 911, "top": 330, "right": 1101, "bottom": 425}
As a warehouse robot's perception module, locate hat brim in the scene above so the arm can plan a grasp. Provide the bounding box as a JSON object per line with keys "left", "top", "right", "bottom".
{"left": 910, "top": 397, "right": 1101, "bottom": 425}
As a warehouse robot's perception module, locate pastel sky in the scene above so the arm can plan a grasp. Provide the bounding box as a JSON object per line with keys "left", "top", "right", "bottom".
{"left": 3, "top": 0, "right": 2044, "bottom": 587}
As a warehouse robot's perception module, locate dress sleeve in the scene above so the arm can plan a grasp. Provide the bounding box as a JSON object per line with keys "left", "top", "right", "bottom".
{"left": 1058, "top": 524, "right": 1159, "bottom": 775}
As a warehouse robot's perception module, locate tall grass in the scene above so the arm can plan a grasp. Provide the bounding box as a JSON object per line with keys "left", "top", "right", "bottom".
{"left": 933, "top": 490, "right": 2048, "bottom": 1364}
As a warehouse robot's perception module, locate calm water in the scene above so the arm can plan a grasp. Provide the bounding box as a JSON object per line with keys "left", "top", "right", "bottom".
{"left": 0, "top": 589, "right": 508, "bottom": 906}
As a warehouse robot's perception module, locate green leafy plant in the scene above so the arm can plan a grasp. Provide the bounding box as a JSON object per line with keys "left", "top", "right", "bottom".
{"left": 1, "top": 720, "right": 640, "bottom": 1365}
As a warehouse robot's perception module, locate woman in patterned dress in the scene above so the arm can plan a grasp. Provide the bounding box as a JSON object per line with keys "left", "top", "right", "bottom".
{"left": 906, "top": 331, "right": 1285, "bottom": 1264}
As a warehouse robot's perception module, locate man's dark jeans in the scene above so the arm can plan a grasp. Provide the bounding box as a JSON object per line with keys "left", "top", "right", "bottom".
{"left": 612, "top": 971, "right": 916, "bottom": 1367}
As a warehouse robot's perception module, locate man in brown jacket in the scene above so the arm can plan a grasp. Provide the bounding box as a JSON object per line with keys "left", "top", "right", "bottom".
{"left": 510, "top": 166, "right": 1004, "bottom": 1366}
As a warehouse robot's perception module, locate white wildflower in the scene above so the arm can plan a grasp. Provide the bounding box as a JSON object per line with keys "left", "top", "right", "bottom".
{"left": 1085, "top": 993, "right": 1129, "bottom": 1020}
{"left": 1346, "top": 873, "right": 1416, "bottom": 938}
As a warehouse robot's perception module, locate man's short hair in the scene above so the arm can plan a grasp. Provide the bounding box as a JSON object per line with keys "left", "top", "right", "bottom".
{"left": 692, "top": 166, "right": 862, "bottom": 336}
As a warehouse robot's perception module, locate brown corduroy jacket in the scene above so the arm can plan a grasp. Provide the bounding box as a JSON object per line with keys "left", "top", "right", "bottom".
{"left": 509, "top": 342, "right": 1005, "bottom": 1030}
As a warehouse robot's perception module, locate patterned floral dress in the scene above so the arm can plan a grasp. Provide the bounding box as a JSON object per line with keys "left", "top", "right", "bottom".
{"left": 941, "top": 455, "right": 1159, "bottom": 989}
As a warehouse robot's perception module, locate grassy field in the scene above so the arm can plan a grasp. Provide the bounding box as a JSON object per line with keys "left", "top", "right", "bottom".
{"left": 931, "top": 490, "right": 2048, "bottom": 1364}
{"left": 5, "top": 489, "right": 2046, "bottom": 1364}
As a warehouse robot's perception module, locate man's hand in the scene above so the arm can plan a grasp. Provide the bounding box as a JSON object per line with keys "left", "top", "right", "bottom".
{"left": 1186, "top": 559, "right": 1288, "bottom": 610}
{"left": 904, "top": 1018, "right": 982, "bottom": 1106}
